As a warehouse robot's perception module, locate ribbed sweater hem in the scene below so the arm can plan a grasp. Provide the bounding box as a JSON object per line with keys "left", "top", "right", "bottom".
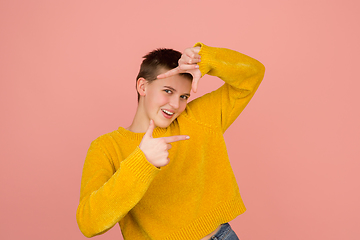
{"left": 162, "top": 197, "right": 246, "bottom": 240}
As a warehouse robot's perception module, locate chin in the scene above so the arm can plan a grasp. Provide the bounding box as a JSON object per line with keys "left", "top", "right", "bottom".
{"left": 154, "top": 119, "right": 174, "bottom": 129}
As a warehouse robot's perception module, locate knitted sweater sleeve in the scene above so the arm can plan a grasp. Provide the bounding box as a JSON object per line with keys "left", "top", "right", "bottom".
{"left": 76, "top": 138, "right": 160, "bottom": 237}
{"left": 187, "top": 42, "right": 265, "bottom": 132}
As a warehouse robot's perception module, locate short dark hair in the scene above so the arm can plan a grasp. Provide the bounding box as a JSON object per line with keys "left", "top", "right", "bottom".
{"left": 136, "top": 48, "right": 192, "bottom": 101}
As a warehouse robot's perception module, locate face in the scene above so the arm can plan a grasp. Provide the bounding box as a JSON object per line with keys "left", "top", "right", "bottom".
{"left": 141, "top": 73, "right": 192, "bottom": 129}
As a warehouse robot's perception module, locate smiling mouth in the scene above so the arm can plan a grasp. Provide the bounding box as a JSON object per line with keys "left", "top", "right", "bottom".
{"left": 161, "top": 109, "right": 174, "bottom": 117}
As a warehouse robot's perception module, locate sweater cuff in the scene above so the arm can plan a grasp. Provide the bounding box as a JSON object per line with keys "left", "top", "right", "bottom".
{"left": 122, "top": 147, "right": 160, "bottom": 183}
{"left": 194, "top": 42, "right": 217, "bottom": 77}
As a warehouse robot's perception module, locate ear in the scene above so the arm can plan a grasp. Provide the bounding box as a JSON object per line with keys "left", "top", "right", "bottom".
{"left": 136, "top": 77, "right": 147, "bottom": 97}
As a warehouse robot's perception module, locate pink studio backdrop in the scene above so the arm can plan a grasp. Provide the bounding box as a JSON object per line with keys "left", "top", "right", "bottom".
{"left": 1, "top": 0, "right": 359, "bottom": 239}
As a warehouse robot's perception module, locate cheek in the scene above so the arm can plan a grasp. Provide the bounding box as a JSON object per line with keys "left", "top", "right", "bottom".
{"left": 157, "top": 94, "right": 169, "bottom": 106}
{"left": 147, "top": 92, "right": 169, "bottom": 107}
{"left": 179, "top": 101, "right": 187, "bottom": 113}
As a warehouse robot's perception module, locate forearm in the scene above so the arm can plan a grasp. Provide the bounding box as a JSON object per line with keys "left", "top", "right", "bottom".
{"left": 195, "top": 42, "right": 265, "bottom": 96}
{"left": 76, "top": 146, "right": 160, "bottom": 237}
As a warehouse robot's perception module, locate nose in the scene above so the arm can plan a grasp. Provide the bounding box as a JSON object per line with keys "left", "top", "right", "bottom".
{"left": 169, "top": 96, "right": 180, "bottom": 110}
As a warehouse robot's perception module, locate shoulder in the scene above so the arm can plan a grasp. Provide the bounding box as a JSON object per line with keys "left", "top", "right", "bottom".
{"left": 92, "top": 129, "right": 119, "bottom": 143}
{"left": 89, "top": 129, "right": 126, "bottom": 152}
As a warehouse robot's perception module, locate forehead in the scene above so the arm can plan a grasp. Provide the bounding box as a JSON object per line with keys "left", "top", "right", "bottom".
{"left": 151, "top": 74, "right": 192, "bottom": 91}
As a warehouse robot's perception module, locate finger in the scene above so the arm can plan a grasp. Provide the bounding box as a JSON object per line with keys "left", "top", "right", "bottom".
{"left": 178, "top": 63, "right": 199, "bottom": 71}
{"left": 179, "top": 55, "right": 201, "bottom": 65}
{"left": 192, "top": 74, "right": 201, "bottom": 93}
{"left": 184, "top": 47, "right": 201, "bottom": 59}
{"left": 192, "top": 46, "right": 201, "bottom": 54}
{"left": 157, "top": 67, "right": 181, "bottom": 79}
{"left": 144, "top": 119, "right": 155, "bottom": 138}
{"left": 192, "top": 79, "right": 198, "bottom": 93}
{"left": 163, "top": 135, "right": 190, "bottom": 143}
{"left": 167, "top": 143, "right": 172, "bottom": 150}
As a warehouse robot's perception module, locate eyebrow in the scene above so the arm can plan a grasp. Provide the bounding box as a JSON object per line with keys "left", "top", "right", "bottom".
{"left": 164, "top": 86, "right": 190, "bottom": 96}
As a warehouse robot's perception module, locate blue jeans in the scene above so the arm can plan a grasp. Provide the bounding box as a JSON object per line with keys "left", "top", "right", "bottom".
{"left": 209, "top": 223, "right": 239, "bottom": 240}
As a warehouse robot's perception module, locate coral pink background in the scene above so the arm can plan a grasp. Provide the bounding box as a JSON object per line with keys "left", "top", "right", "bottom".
{"left": 1, "top": 0, "right": 359, "bottom": 239}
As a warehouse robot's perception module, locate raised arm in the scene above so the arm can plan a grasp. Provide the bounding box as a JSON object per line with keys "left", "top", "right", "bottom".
{"left": 186, "top": 42, "right": 265, "bottom": 132}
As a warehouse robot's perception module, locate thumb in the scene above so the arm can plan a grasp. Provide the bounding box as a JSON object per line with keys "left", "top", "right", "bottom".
{"left": 144, "top": 119, "right": 155, "bottom": 138}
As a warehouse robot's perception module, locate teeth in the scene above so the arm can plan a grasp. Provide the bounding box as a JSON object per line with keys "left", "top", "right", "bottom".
{"left": 162, "top": 109, "right": 174, "bottom": 115}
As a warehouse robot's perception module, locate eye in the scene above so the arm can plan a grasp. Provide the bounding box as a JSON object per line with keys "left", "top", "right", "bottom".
{"left": 180, "top": 95, "right": 189, "bottom": 100}
{"left": 164, "top": 89, "right": 172, "bottom": 94}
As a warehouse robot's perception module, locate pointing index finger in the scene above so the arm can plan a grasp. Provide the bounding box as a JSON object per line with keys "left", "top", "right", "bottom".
{"left": 157, "top": 67, "right": 181, "bottom": 79}
{"left": 162, "top": 135, "right": 190, "bottom": 143}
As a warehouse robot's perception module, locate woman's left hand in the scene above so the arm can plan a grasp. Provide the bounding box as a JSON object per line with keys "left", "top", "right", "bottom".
{"left": 157, "top": 46, "right": 202, "bottom": 93}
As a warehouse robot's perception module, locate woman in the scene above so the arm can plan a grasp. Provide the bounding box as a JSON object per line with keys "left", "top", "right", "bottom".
{"left": 77, "top": 42, "right": 265, "bottom": 240}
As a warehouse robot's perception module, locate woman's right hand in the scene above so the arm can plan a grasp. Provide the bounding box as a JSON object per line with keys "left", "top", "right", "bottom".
{"left": 139, "top": 120, "right": 190, "bottom": 168}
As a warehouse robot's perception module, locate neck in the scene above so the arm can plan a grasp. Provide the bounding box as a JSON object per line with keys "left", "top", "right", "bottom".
{"left": 127, "top": 100, "right": 149, "bottom": 133}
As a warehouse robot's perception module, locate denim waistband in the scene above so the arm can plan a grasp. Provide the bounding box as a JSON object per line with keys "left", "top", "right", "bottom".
{"left": 210, "top": 223, "right": 238, "bottom": 240}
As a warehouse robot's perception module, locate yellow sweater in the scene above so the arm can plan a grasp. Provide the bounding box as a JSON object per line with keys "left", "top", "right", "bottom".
{"left": 77, "top": 43, "right": 265, "bottom": 240}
